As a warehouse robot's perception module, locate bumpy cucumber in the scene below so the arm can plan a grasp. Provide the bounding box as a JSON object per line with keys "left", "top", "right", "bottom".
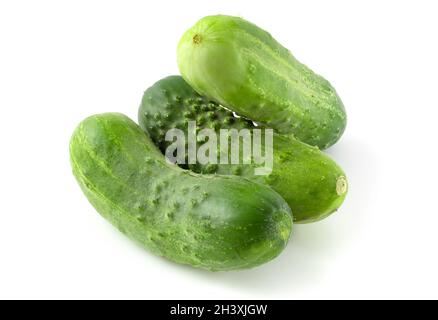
{"left": 139, "top": 76, "right": 348, "bottom": 223}
{"left": 70, "top": 113, "right": 292, "bottom": 271}
{"left": 177, "top": 15, "right": 347, "bottom": 149}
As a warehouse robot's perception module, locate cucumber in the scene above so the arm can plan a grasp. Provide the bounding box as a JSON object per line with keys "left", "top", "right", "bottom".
{"left": 139, "top": 76, "right": 348, "bottom": 223}
{"left": 70, "top": 113, "right": 292, "bottom": 271}
{"left": 177, "top": 15, "right": 347, "bottom": 149}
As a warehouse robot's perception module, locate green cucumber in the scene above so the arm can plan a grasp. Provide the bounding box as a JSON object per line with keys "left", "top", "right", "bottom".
{"left": 139, "top": 76, "right": 348, "bottom": 223}
{"left": 177, "top": 15, "right": 347, "bottom": 149}
{"left": 70, "top": 113, "right": 292, "bottom": 271}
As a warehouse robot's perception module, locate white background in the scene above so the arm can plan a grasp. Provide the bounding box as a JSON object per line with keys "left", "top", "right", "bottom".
{"left": 1, "top": 0, "right": 437, "bottom": 300}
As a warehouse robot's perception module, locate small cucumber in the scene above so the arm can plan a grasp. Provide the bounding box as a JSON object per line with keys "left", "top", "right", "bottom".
{"left": 139, "top": 76, "right": 348, "bottom": 223}
{"left": 177, "top": 15, "right": 347, "bottom": 149}
{"left": 70, "top": 113, "right": 292, "bottom": 271}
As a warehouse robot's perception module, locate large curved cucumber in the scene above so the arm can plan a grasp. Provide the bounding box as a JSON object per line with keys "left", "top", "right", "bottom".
{"left": 70, "top": 113, "right": 292, "bottom": 271}
{"left": 177, "top": 15, "right": 347, "bottom": 149}
{"left": 139, "top": 76, "right": 348, "bottom": 223}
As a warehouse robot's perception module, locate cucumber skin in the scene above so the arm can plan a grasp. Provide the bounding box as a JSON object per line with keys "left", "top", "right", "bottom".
{"left": 139, "top": 76, "right": 348, "bottom": 223}
{"left": 177, "top": 15, "right": 347, "bottom": 149}
{"left": 70, "top": 113, "right": 292, "bottom": 271}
